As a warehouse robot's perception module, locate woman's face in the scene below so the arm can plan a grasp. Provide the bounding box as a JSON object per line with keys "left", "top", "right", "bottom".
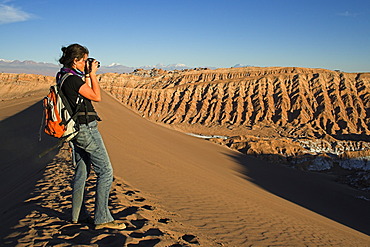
{"left": 73, "top": 54, "right": 88, "bottom": 72}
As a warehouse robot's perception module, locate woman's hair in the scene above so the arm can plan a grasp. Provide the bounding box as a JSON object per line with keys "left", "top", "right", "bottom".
{"left": 59, "top": 44, "right": 89, "bottom": 68}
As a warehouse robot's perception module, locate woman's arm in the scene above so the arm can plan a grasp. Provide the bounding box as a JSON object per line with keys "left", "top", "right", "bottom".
{"left": 78, "top": 60, "right": 101, "bottom": 102}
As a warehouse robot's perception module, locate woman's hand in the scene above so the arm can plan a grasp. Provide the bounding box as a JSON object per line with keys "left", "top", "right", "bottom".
{"left": 79, "top": 66, "right": 101, "bottom": 102}
{"left": 90, "top": 59, "right": 99, "bottom": 75}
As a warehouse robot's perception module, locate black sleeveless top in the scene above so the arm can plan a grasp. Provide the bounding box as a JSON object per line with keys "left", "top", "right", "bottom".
{"left": 61, "top": 74, "right": 98, "bottom": 124}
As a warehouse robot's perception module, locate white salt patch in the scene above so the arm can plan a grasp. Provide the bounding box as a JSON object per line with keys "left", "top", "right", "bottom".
{"left": 187, "top": 133, "right": 228, "bottom": 140}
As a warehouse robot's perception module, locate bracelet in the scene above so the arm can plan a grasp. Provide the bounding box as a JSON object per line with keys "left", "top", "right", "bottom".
{"left": 85, "top": 74, "right": 90, "bottom": 78}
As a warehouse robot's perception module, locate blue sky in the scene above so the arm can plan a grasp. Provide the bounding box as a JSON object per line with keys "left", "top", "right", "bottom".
{"left": 0, "top": 0, "right": 369, "bottom": 72}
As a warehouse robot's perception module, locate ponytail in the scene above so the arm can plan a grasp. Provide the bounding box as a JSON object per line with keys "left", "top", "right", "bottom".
{"left": 59, "top": 44, "right": 89, "bottom": 68}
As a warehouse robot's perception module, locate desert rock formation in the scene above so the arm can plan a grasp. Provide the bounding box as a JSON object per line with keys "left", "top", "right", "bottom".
{"left": 0, "top": 73, "right": 54, "bottom": 101}
{"left": 98, "top": 67, "right": 370, "bottom": 184}
{"left": 99, "top": 67, "right": 370, "bottom": 137}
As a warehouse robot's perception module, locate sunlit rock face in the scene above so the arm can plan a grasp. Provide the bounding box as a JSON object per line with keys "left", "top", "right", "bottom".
{"left": 0, "top": 73, "right": 54, "bottom": 101}
{"left": 98, "top": 67, "right": 370, "bottom": 180}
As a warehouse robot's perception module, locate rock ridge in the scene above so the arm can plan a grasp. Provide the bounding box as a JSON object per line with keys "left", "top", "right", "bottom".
{"left": 0, "top": 73, "right": 54, "bottom": 101}
{"left": 98, "top": 67, "right": 370, "bottom": 188}
{"left": 98, "top": 67, "right": 370, "bottom": 138}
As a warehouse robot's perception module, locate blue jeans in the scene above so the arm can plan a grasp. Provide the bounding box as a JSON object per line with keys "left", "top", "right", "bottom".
{"left": 70, "top": 120, "right": 114, "bottom": 224}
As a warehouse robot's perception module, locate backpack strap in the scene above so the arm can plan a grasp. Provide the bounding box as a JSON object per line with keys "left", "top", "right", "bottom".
{"left": 57, "top": 73, "right": 86, "bottom": 126}
{"left": 58, "top": 72, "right": 73, "bottom": 87}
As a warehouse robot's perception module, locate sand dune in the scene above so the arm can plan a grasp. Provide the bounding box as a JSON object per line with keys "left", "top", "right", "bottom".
{"left": 94, "top": 91, "right": 370, "bottom": 246}
{"left": 0, "top": 71, "right": 369, "bottom": 246}
{"left": 0, "top": 96, "right": 216, "bottom": 246}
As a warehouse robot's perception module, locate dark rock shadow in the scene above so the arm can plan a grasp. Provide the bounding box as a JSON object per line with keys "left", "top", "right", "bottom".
{"left": 333, "top": 133, "right": 370, "bottom": 142}
{"left": 224, "top": 151, "right": 370, "bottom": 235}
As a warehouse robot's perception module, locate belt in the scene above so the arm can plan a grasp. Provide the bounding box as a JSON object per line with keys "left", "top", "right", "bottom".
{"left": 76, "top": 112, "right": 98, "bottom": 116}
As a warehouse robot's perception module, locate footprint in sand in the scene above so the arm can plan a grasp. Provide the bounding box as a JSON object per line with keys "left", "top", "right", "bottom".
{"left": 134, "top": 197, "right": 146, "bottom": 202}
{"left": 129, "top": 228, "right": 164, "bottom": 238}
{"left": 130, "top": 218, "right": 148, "bottom": 230}
{"left": 141, "top": 205, "right": 154, "bottom": 210}
{"left": 182, "top": 234, "right": 200, "bottom": 245}
{"left": 158, "top": 218, "right": 170, "bottom": 224}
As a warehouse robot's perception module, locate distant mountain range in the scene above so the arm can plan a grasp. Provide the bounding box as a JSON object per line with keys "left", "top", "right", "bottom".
{"left": 0, "top": 59, "right": 222, "bottom": 76}
{"left": 0, "top": 59, "right": 61, "bottom": 76}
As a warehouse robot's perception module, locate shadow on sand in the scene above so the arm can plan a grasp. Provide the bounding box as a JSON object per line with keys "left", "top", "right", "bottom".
{"left": 0, "top": 101, "right": 58, "bottom": 243}
{"left": 225, "top": 151, "right": 370, "bottom": 235}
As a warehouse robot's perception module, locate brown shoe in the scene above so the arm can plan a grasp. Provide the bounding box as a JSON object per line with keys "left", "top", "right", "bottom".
{"left": 95, "top": 220, "right": 126, "bottom": 230}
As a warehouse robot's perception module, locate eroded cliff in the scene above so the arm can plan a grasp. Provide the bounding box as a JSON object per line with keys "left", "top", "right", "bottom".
{"left": 0, "top": 73, "right": 54, "bottom": 101}
{"left": 98, "top": 67, "right": 370, "bottom": 188}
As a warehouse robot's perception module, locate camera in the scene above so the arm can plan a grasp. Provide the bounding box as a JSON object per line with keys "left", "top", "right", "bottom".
{"left": 85, "top": 58, "right": 100, "bottom": 74}
{"left": 87, "top": 58, "right": 100, "bottom": 68}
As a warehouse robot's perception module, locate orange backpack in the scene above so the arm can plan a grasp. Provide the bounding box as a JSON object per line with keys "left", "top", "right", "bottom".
{"left": 42, "top": 73, "right": 83, "bottom": 141}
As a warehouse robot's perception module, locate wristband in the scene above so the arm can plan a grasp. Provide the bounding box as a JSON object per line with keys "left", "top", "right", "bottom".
{"left": 85, "top": 74, "right": 90, "bottom": 78}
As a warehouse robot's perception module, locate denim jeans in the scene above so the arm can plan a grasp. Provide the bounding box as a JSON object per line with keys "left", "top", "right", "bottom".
{"left": 70, "top": 120, "right": 114, "bottom": 224}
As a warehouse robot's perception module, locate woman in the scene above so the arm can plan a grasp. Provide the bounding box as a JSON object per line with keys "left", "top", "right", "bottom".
{"left": 58, "top": 43, "right": 125, "bottom": 230}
